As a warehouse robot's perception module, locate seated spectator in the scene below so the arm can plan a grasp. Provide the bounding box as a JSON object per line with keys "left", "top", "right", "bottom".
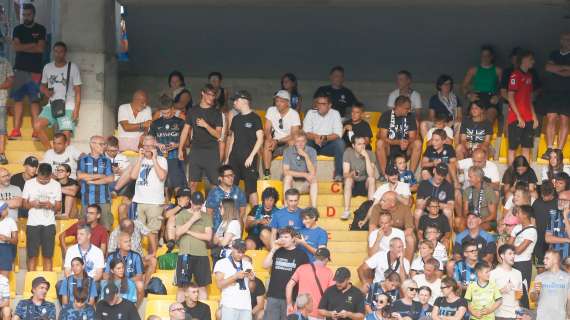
{"left": 288, "top": 293, "right": 313, "bottom": 320}
{"left": 419, "top": 288, "right": 433, "bottom": 318}
{"left": 60, "top": 204, "right": 109, "bottom": 256}
{"left": 425, "top": 112, "right": 454, "bottom": 145}
{"left": 313, "top": 65, "right": 357, "bottom": 118}
{"left": 270, "top": 188, "right": 304, "bottom": 244}
{"left": 424, "top": 74, "right": 463, "bottom": 140}
{"left": 117, "top": 90, "right": 152, "bottom": 152}
{"left": 282, "top": 131, "right": 318, "bottom": 207}
{"left": 391, "top": 279, "right": 423, "bottom": 320}
{"left": 456, "top": 101, "right": 493, "bottom": 160}
{"left": 14, "top": 277, "right": 56, "bottom": 320}
{"left": 502, "top": 182, "right": 533, "bottom": 223}
{"left": 413, "top": 258, "right": 442, "bottom": 305}
{"left": 262, "top": 89, "right": 301, "bottom": 179}
{"left": 365, "top": 271, "right": 401, "bottom": 314}
{"left": 0, "top": 202, "right": 17, "bottom": 276}
{"left": 376, "top": 95, "right": 422, "bottom": 176}
{"left": 35, "top": 42, "right": 82, "bottom": 150}
{"left": 181, "top": 283, "right": 212, "bottom": 320}
{"left": 54, "top": 164, "right": 79, "bottom": 218}
{"left": 297, "top": 207, "right": 327, "bottom": 262}
{"left": 41, "top": 133, "right": 83, "bottom": 178}
{"left": 341, "top": 135, "right": 377, "bottom": 220}
{"left": 108, "top": 218, "right": 150, "bottom": 257}
{"left": 414, "top": 164, "right": 455, "bottom": 229}
{"left": 243, "top": 255, "right": 266, "bottom": 320}
{"left": 100, "top": 258, "right": 137, "bottom": 304}
{"left": 212, "top": 199, "right": 241, "bottom": 264}
{"left": 454, "top": 214, "right": 496, "bottom": 264}
{"left": 0, "top": 54, "right": 13, "bottom": 164}
{"left": 501, "top": 155, "right": 538, "bottom": 201}
{"left": 491, "top": 244, "right": 523, "bottom": 320}
{"left": 541, "top": 149, "right": 570, "bottom": 183}
{"left": 359, "top": 238, "right": 410, "bottom": 285}
{"left": 421, "top": 129, "right": 459, "bottom": 186}
{"left": 168, "top": 302, "right": 187, "bottom": 320}
{"left": 10, "top": 157, "right": 39, "bottom": 213}
{"left": 453, "top": 240, "right": 480, "bottom": 290}
{"left": 95, "top": 281, "right": 140, "bottom": 320}
{"left": 367, "top": 212, "right": 406, "bottom": 257}
{"left": 432, "top": 277, "right": 468, "bottom": 320}
{"left": 342, "top": 102, "right": 373, "bottom": 149}
{"left": 458, "top": 148, "right": 500, "bottom": 191}
{"left": 59, "top": 257, "right": 97, "bottom": 306}
{"left": 411, "top": 241, "right": 442, "bottom": 277}
{"left": 463, "top": 166, "right": 498, "bottom": 231}
{"left": 418, "top": 197, "right": 451, "bottom": 246}
{"left": 554, "top": 172, "right": 570, "bottom": 194}
{"left": 304, "top": 91, "right": 345, "bottom": 180}
{"left": 546, "top": 190, "right": 570, "bottom": 257}
{"left": 205, "top": 165, "right": 247, "bottom": 233}
{"left": 64, "top": 224, "right": 105, "bottom": 282}
{"left": 246, "top": 187, "right": 279, "bottom": 250}
{"left": 465, "top": 262, "right": 503, "bottom": 318}
{"left": 105, "top": 232, "right": 145, "bottom": 304}
{"left": 394, "top": 154, "right": 418, "bottom": 193}
{"left": 532, "top": 181, "right": 557, "bottom": 272}
{"left": 423, "top": 225, "right": 449, "bottom": 267}
{"left": 318, "top": 267, "right": 365, "bottom": 320}
{"left": 0, "top": 167, "right": 23, "bottom": 221}
{"left": 58, "top": 290, "right": 96, "bottom": 320}
{"left": 372, "top": 166, "right": 411, "bottom": 207}
{"left": 387, "top": 70, "right": 423, "bottom": 112}
{"left": 365, "top": 293, "right": 392, "bottom": 320}
{"left": 280, "top": 72, "right": 302, "bottom": 112}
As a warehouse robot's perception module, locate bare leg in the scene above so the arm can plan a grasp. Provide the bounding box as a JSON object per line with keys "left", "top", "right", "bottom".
{"left": 546, "top": 113, "right": 558, "bottom": 147}
{"left": 408, "top": 139, "right": 423, "bottom": 173}
{"left": 27, "top": 256, "right": 36, "bottom": 271}
{"left": 309, "top": 181, "right": 318, "bottom": 208}
{"left": 486, "top": 108, "right": 498, "bottom": 126}
{"left": 135, "top": 279, "right": 144, "bottom": 307}
{"left": 559, "top": 115, "right": 569, "bottom": 150}
{"left": 376, "top": 139, "right": 388, "bottom": 176}
{"left": 404, "top": 230, "right": 416, "bottom": 262}
{"left": 262, "top": 139, "right": 274, "bottom": 171}
{"left": 1, "top": 305, "right": 11, "bottom": 319}
{"left": 148, "top": 233, "right": 158, "bottom": 256}
{"left": 455, "top": 143, "right": 466, "bottom": 161}
{"left": 507, "top": 149, "right": 516, "bottom": 166}
{"left": 366, "top": 177, "right": 376, "bottom": 200}
{"left": 0, "top": 135, "right": 5, "bottom": 155}
{"left": 12, "top": 101, "right": 23, "bottom": 130}
{"left": 33, "top": 118, "right": 51, "bottom": 149}
{"left": 419, "top": 121, "right": 430, "bottom": 140}
{"left": 521, "top": 148, "right": 531, "bottom": 164}
{"left": 259, "top": 229, "right": 272, "bottom": 250}
{"left": 248, "top": 193, "right": 258, "bottom": 207}
{"left": 283, "top": 175, "right": 293, "bottom": 193}
{"left": 198, "top": 287, "right": 207, "bottom": 300}
{"left": 43, "top": 257, "right": 53, "bottom": 271}
{"left": 189, "top": 181, "right": 199, "bottom": 193}
{"left": 30, "top": 101, "right": 40, "bottom": 135}
{"left": 343, "top": 177, "right": 353, "bottom": 212}
{"left": 64, "top": 196, "right": 77, "bottom": 218}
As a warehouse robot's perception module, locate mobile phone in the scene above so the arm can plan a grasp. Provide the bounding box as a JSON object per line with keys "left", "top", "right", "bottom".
{"left": 245, "top": 269, "right": 252, "bottom": 273}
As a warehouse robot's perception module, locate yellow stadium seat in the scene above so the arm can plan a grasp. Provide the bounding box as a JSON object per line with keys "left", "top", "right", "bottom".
{"left": 245, "top": 249, "right": 269, "bottom": 272}
{"left": 207, "top": 280, "right": 221, "bottom": 299}
{"left": 364, "top": 111, "right": 381, "bottom": 151}
{"left": 146, "top": 293, "right": 176, "bottom": 301}
{"left": 256, "top": 180, "right": 283, "bottom": 206}
{"left": 56, "top": 219, "right": 78, "bottom": 234}
{"left": 111, "top": 196, "right": 129, "bottom": 229}
{"left": 254, "top": 109, "right": 267, "bottom": 128}
{"left": 23, "top": 271, "right": 59, "bottom": 301}
{"left": 256, "top": 271, "right": 270, "bottom": 283}
{"left": 145, "top": 299, "right": 175, "bottom": 319}
{"left": 195, "top": 181, "right": 206, "bottom": 195}
{"left": 8, "top": 272, "right": 15, "bottom": 297}
{"left": 150, "top": 270, "right": 177, "bottom": 295}
{"left": 204, "top": 299, "right": 219, "bottom": 319}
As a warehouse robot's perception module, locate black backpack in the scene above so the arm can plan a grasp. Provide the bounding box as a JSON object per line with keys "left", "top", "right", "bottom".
{"left": 350, "top": 200, "right": 373, "bottom": 231}
{"left": 145, "top": 277, "right": 167, "bottom": 296}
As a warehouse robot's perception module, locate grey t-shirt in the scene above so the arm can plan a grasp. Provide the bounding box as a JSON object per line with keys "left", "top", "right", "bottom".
{"left": 283, "top": 145, "right": 317, "bottom": 173}
{"left": 342, "top": 148, "right": 377, "bottom": 182}
{"left": 0, "top": 185, "right": 21, "bottom": 220}
{"left": 535, "top": 270, "right": 570, "bottom": 320}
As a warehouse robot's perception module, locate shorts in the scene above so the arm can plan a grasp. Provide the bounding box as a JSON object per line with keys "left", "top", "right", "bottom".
{"left": 475, "top": 92, "right": 501, "bottom": 113}
{"left": 352, "top": 179, "right": 368, "bottom": 197}
{"left": 292, "top": 178, "right": 310, "bottom": 194}
{"left": 136, "top": 203, "right": 163, "bottom": 233}
{"left": 10, "top": 79, "right": 40, "bottom": 102}
{"left": 26, "top": 224, "right": 56, "bottom": 258}
{"left": 175, "top": 254, "right": 212, "bottom": 287}
{"left": 246, "top": 227, "right": 271, "bottom": 249}
{"left": 230, "top": 157, "right": 259, "bottom": 196}
{"left": 166, "top": 158, "right": 187, "bottom": 188}
{"left": 0, "top": 106, "right": 6, "bottom": 135}
{"left": 113, "top": 180, "right": 135, "bottom": 199}
{"left": 540, "top": 92, "right": 570, "bottom": 116}
{"left": 39, "top": 104, "right": 76, "bottom": 132}
{"left": 81, "top": 203, "right": 113, "bottom": 231}
{"left": 0, "top": 243, "right": 15, "bottom": 270}
{"left": 188, "top": 147, "right": 220, "bottom": 183}
{"left": 221, "top": 306, "right": 252, "bottom": 320}
{"left": 508, "top": 122, "right": 534, "bottom": 149}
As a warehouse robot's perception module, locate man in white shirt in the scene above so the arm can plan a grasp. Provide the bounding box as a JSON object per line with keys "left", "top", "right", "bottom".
{"left": 117, "top": 90, "right": 152, "bottom": 152}
{"left": 509, "top": 205, "right": 537, "bottom": 309}
{"left": 358, "top": 238, "right": 410, "bottom": 285}
{"left": 0, "top": 168, "right": 22, "bottom": 221}
{"left": 22, "top": 163, "right": 61, "bottom": 271}
{"left": 457, "top": 148, "right": 500, "bottom": 190}
{"left": 262, "top": 90, "right": 301, "bottom": 179}
{"left": 130, "top": 135, "right": 167, "bottom": 257}
{"left": 367, "top": 212, "right": 406, "bottom": 257}
{"left": 304, "top": 91, "right": 345, "bottom": 181}
{"left": 35, "top": 42, "right": 82, "bottom": 150}
{"left": 387, "top": 70, "right": 422, "bottom": 114}
{"left": 490, "top": 244, "right": 523, "bottom": 320}
{"left": 413, "top": 258, "right": 442, "bottom": 305}
{"left": 372, "top": 166, "right": 411, "bottom": 206}
{"left": 63, "top": 224, "right": 105, "bottom": 281}
{"left": 41, "top": 133, "right": 83, "bottom": 179}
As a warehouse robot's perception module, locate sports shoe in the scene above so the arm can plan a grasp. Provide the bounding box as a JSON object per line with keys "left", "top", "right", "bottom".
{"left": 541, "top": 148, "right": 553, "bottom": 160}
{"left": 31, "top": 133, "right": 39, "bottom": 141}
{"left": 7, "top": 128, "right": 21, "bottom": 140}
{"left": 333, "top": 175, "right": 343, "bottom": 182}
{"left": 166, "top": 240, "right": 175, "bottom": 253}
{"left": 340, "top": 210, "right": 351, "bottom": 220}
{"left": 263, "top": 169, "right": 271, "bottom": 180}
{"left": 0, "top": 154, "right": 7, "bottom": 165}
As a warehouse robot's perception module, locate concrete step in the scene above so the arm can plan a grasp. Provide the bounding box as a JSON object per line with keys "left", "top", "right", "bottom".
{"left": 329, "top": 251, "right": 367, "bottom": 267}
{"left": 3, "top": 139, "right": 45, "bottom": 151}
{"left": 327, "top": 230, "right": 368, "bottom": 242}
{"left": 319, "top": 219, "right": 352, "bottom": 231}
{"left": 0, "top": 163, "right": 26, "bottom": 172}
{"left": 5, "top": 150, "right": 44, "bottom": 163}
{"left": 327, "top": 241, "right": 367, "bottom": 253}
{"left": 299, "top": 194, "right": 367, "bottom": 207}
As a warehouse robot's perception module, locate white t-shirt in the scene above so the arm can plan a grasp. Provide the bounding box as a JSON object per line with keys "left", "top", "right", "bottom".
{"left": 490, "top": 266, "right": 523, "bottom": 318}
{"left": 368, "top": 227, "right": 406, "bottom": 252}
{"left": 411, "top": 256, "right": 444, "bottom": 272}
{"left": 434, "top": 242, "right": 449, "bottom": 266}
{"left": 105, "top": 152, "right": 131, "bottom": 180}
{"left": 132, "top": 156, "right": 168, "bottom": 205}
{"left": 0, "top": 217, "right": 17, "bottom": 243}
{"left": 64, "top": 244, "right": 105, "bottom": 279}
{"left": 42, "top": 145, "right": 83, "bottom": 179}
{"left": 511, "top": 225, "right": 537, "bottom": 262}
{"left": 41, "top": 62, "right": 82, "bottom": 110}
{"left": 302, "top": 109, "right": 343, "bottom": 137}
{"left": 426, "top": 126, "right": 454, "bottom": 141}
{"left": 366, "top": 251, "right": 410, "bottom": 283}
{"left": 0, "top": 185, "right": 22, "bottom": 221}
{"left": 413, "top": 274, "right": 442, "bottom": 305}
{"left": 458, "top": 158, "right": 501, "bottom": 185}
{"left": 22, "top": 178, "right": 61, "bottom": 226}
{"left": 265, "top": 106, "right": 301, "bottom": 140}
{"left": 541, "top": 166, "right": 570, "bottom": 182}
{"left": 117, "top": 104, "right": 152, "bottom": 138}
{"left": 387, "top": 89, "right": 422, "bottom": 109}
{"left": 216, "top": 220, "right": 242, "bottom": 258}
{"left": 372, "top": 182, "right": 411, "bottom": 201}
{"left": 213, "top": 257, "right": 253, "bottom": 310}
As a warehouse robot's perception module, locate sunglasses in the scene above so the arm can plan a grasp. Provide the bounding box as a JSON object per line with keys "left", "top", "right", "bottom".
{"left": 278, "top": 118, "right": 284, "bottom": 130}
{"left": 408, "top": 287, "right": 419, "bottom": 292}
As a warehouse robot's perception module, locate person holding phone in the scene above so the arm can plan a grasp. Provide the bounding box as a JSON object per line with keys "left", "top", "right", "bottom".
{"left": 282, "top": 131, "right": 318, "bottom": 207}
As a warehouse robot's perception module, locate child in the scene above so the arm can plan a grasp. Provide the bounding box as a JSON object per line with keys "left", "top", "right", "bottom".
{"left": 395, "top": 154, "right": 417, "bottom": 192}
{"left": 418, "top": 197, "right": 451, "bottom": 245}
{"left": 453, "top": 241, "right": 479, "bottom": 290}
{"left": 465, "top": 262, "right": 503, "bottom": 320}
{"left": 297, "top": 207, "right": 328, "bottom": 262}
{"left": 343, "top": 101, "right": 373, "bottom": 149}
{"left": 0, "top": 56, "right": 13, "bottom": 164}
{"left": 423, "top": 225, "right": 449, "bottom": 270}
{"left": 426, "top": 113, "right": 454, "bottom": 146}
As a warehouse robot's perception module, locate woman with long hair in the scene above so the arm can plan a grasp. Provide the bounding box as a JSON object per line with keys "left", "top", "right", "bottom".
{"left": 281, "top": 73, "right": 302, "bottom": 112}
{"left": 432, "top": 277, "right": 468, "bottom": 320}
{"left": 541, "top": 148, "right": 570, "bottom": 183}
{"left": 212, "top": 199, "right": 241, "bottom": 263}
{"left": 60, "top": 257, "right": 97, "bottom": 306}
{"left": 502, "top": 155, "right": 538, "bottom": 199}
{"left": 100, "top": 258, "right": 137, "bottom": 304}
{"left": 59, "top": 289, "right": 96, "bottom": 320}
{"left": 169, "top": 70, "right": 193, "bottom": 113}
{"left": 209, "top": 71, "right": 233, "bottom": 161}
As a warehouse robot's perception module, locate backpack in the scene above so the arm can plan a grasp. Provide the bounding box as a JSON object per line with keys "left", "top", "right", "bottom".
{"left": 145, "top": 277, "right": 167, "bottom": 296}
{"left": 158, "top": 252, "right": 178, "bottom": 270}
{"left": 350, "top": 200, "right": 373, "bottom": 231}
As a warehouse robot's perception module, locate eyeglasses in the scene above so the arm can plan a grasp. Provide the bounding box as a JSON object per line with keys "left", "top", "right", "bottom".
{"left": 464, "top": 249, "right": 478, "bottom": 253}
{"left": 278, "top": 118, "right": 284, "bottom": 130}
{"left": 408, "top": 287, "right": 419, "bottom": 292}
{"left": 170, "top": 307, "right": 185, "bottom": 312}
{"left": 440, "top": 286, "right": 450, "bottom": 290}
{"left": 223, "top": 173, "right": 235, "bottom": 178}
{"left": 204, "top": 91, "right": 216, "bottom": 97}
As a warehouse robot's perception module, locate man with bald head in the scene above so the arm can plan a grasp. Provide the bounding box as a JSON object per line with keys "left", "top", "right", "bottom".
{"left": 0, "top": 167, "right": 22, "bottom": 220}
{"left": 531, "top": 249, "right": 570, "bottom": 320}
{"left": 457, "top": 148, "right": 500, "bottom": 190}
{"left": 169, "top": 302, "right": 187, "bottom": 320}
{"left": 546, "top": 190, "right": 570, "bottom": 258}
{"left": 117, "top": 90, "right": 152, "bottom": 152}
{"left": 77, "top": 135, "right": 115, "bottom": 230}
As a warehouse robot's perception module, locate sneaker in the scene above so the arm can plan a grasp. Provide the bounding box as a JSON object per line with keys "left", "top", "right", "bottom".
{"left": 166, "top": 240, "right": 175, "bottom": 253}
{"left": 340, "top": 210, "right": 351, "bottom": 220}
{"left": 0, "top": 154, "right": 7, "bottom": 165}
{"left": 333, "top": 175, "right": 343, "bottom": 182}
{"left": 541, "top": 148, "right": 553, "bottom": 160}
{"left": 32, "top": 133, "right": 39, "bottom": 141}
{"left": 263, "top": 169, "right": 271, "bottom": 180}
{"left": 7, "top": 128, "right": 21, "bottom": 140}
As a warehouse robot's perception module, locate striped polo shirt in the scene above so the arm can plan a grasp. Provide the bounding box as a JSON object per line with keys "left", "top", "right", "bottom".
{"left": 77, "top": 154, "right": 113, "bottom": 206}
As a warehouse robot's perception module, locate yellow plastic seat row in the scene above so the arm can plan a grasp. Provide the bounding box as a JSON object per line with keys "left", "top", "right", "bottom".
{"left": 536, "top": 133, "right": 570, "bottom": 164}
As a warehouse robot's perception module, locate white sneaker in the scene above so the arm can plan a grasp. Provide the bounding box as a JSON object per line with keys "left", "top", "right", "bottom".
{"left": 340, "top": 210, "right": 351, "bottom": 220}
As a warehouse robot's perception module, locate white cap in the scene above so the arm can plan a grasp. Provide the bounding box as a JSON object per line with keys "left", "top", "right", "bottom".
{"left": 274, "top": 90, "right": 291, "bottom": 101}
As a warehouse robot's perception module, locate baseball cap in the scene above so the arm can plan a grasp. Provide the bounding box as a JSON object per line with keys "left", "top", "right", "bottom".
{"left": 385, "top": 166, "right": 399, "bottom": 176}
{"left": 333, "top": 267, "right": 351, "bottom": 282}
{"left": 231, "top": 239, "right": 247, "bottom": 253}
{"left": 24, "top": 156, "right": 39, "bottom": 167}
{"left": 315, "top": 247, "right": 331, "bottom": 261}
{"left": 232, "top": 90, "right": 252, "bottom": 101}
{"left": 31, "top": 276, "right": 50, "bottom": 292}
{"left": 176, "top": 188, "right": 191, "bottom": 199}
{"left": 103, "top": 281, "right": 119, "bottom": 304}
{"left": 191, "top": 191, "right": 205, "bottom": 206}
{"left": 274, "top": 90, "right": 291, "bottom": 101}
{"left": 435, "top": 163, "right": 449, "bottom": 176}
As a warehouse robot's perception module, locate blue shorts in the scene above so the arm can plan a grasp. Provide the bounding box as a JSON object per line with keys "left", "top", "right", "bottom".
{"left": 10, "top": 80, "right": 40, "bottom": 102}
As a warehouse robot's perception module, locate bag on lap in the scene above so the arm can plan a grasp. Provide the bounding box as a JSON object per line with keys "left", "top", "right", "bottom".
{"left": 350, "top": 200, "right": 373, "bottom": 231}
{"left": 50, "top": 62, "right": 71, "bottom": 118}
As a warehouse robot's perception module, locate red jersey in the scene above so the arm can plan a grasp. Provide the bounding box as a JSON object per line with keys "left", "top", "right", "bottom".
{"left": 63, "top": 222, "right": 109, "bottom": 249}
{"left": 507, "top": 69, "right": 533, "bottom": 124}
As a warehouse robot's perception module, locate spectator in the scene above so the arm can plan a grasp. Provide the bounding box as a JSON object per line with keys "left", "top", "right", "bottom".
{"left": 341, "top": 135, "right": 377, "bottom": 220}
{"left": 456, "top": 101, "right": 493, "bottom": 160}
{"left": 304, "top": 91, "right": 345, "bottom": 180}
{"left": 59, "top": 257, "right": 97, "bottom": 306}
{"left": 410, "top": 241, "right": 439, "bottom": 277}
{"left": 105, "top": 232, "right": 145, "bottom": 304}
{"left": 366, "top": 212, "right": 406, "bottom": 257}
{"left": 108, "top": 218, "right": 150, "bottom": 257}
{"left": 212, "top": 198, "right": 242, "bottom": 265}
{"left": 432, "top": 277, "right": 468, "bottom": 320}
{"left": 104, "top": 136, "right": 130, "bottom": 182}
{"left": 463, "top": 166, "right": 498, "bottom": 231}
{"left": 453, "top": 240, "right": 480, "bottom": 290}
{"left": 423, "top": 225, "right": 449, "bottom": 268}
{"left": 35, "top": 41, "right": 82, "bottom": 149}
{"left": 391, "top": 279, "right": 423, "bottom": 320}
{"left": 263, "top": 227, "right": 309, "bottom": 320}
{"left": 175, "top": 190, "right": 212, "bottom": 301}
{"left": 365, "top": 271, "right": 401, "bottom": 314}
{"left": 395, "top": 154, "right": 418, "bottom": 192}
{"left": 413, "top": 258, "right": 442, "bottom": 305}
{"left": 95, "top": 281, "right": 140, "bottom": 320}
{"left": 270, "top": 188, "right": 304, "bottom": 244}
{"left": 342, "top": 102, "right": 373, "bottom": 149}
{"left": 490, "top": 244, "right": 523, "bottom": 320}
{"left": 178, "top": 84, "right": 223, "bottom": 190}
{"left": 533, "top": 181, "right": 557, "bottom": 272}
{"left": 168, "top": 70, "right": 193, "bottom": 114}
{"left": 421, "top": 128, "right": 459, "bottom": 186}
{"left": 117, "top": 90, "right": 152, "bottom": 152}
{"left": 282, "top": 131, "right": 318, "bottom": 207}
{"left": 500, "top": 47, "right": 542, "bottom": 102}
{"left": 208, "top": 71, "right": 228, "bottom": 110}
{"left": 246, "top": 187, "right": 279, "bottom": 250}
{"left": 387, "top": 70, "right": 423, "bottom": 112}
{"left": 181, "top": 283, "right": 212, "bottom": 320}
{"left": 465, "top": 262, "right": 503, "bottom": 319}
{"left": 22, "top": 162, "right": 61, "bottom": 271}
{"left": 372, "top": 166, "right": 411, "bottom": 207}
{"left": 130, "top": 134, "right": 168, "bottom": 255}
{"left": 365, "top": 293, "right": 392, "bottom": 320}
{"left": 358, "top": 238, "right": 410, "bottom": 285}
{"left": 225, "top": 90, "right": 264, "bottom": 205}
{"left": 262, "top": 89, "right": 301, "bottom": 179}
{"left": 168, "top": 302, "right": 187, "bottom": 320}
{"left": 58, "top": 290, "right": 96, "bottom": 320}
{"left": 509, "top": 205, "right": 536, "bottom": 308}
{"left": 280, "top": 72, "right": 302, "bottom": 112}
{"left": 0, "top": 202, "right": 16, "bottom": 277}
{"left": 318, "top": 267, "right": 365, "bottom": 320}
{"left": 425, "top": 113, "right": 454, "bottom": 146}
{"left": 424, "top": 74, "right": 463, "bottom": 139}
{"left": 77, "top": 135, "right": 114, "bottom": 230}
{"left": 54, "top": 164, "right": 79, "bottom": 218}
{"left": 297, "top": 207, "right": 328, "bottom": 262}
{"left": 60, "top": 204, "right": 109, "bottom": 256}
{"left": 288, "top": 293, "right": 312, "bottom": 320}
{"left": 100, "top": 258, "right": 137, "bottom": 304}
{"left": 205, "top": 164, "right": 247, "bottom": 232}
{"left": 10, "top": 155, "right": 38, "bottom": 218}
{"left": 418, "top": 197, "right": 451, "bottom": 247}
{"left": 454, "top": 213, "right": 496, "bottom": 264}
{"left": 541, "top": 149, "right": 570, "bottom": 183}
{"left": 214, "top": 239, "right": 256, "bottom": 320}
{"left": 13, "top": 277, "right": 55, "bottom": 320}
{"left": 0, "top": 51, "right": 12, "bottom": 164}
{"left": 457, "top": 148, "right": 500, "bottom": 191}
{"left": 419, "top": 288, "right": 434, "bottom": 318}
{"left": 376, "top": 95, "right": 422, "bottom": 176}
{"left": 530, "top": 250, "right": 570, "bottom": 320}
{"left": 415, "top": 164, "right": 455, "bottom": 231}
{"left": 501, "top": 156, "right": 538, "bottom": 204}
{"left": 63, "top": 224, "right": 105, "bottom": 281}
{"left": 313, "top": 65, "right": 357, "bottom": 118}
{"left": 8, "top": 3, "right": 46, "bottom": 141}
{"left": 0, "top": 167, "right": 22, "bottom": 221}
{"left": 286, "top": 247, "right": 334, "bottom": 318}
{"left": 243, "top": 254, "right": 266, "bottom": 320}
{"left": 210, "top": 73, "right": 233, "bottom": 161}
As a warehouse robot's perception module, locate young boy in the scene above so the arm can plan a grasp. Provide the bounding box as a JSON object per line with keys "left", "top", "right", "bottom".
{"left": 426, "top": 112, "right": 454, "bottom": 145}
{"left": 421, "top": 129, "right": 458, "bottom": 186}
{"left": 297, "top": 207, "right": 328, "bottom": 262}
{"left": 0, "top": 56, "right": 13, "bottom": 164}
{"left": 424, "top": 225, "right": 448, "bottom": 267}
{"left": 418, "top": 197, "right": 451, "bottom": 245}
{"left": 465, "top": 262, "right": 503, "bottom": 320}
{"left": 343, "top": 101, "right": 373, "bottom": 149}
{"left": 395, "top": 154, "right": 417, "bottom": 192}
{"left": 453, "top": 241, "right": 480, "bottom": 290}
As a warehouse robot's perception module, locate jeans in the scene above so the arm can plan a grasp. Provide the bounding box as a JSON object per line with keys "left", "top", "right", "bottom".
{"left": 221, "top": 306, "right": 252, "bottom": 320}
{"left": 308, "top": 139, "right": 345, "bottom": 177}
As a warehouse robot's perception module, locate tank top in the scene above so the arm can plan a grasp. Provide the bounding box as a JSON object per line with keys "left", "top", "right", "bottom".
{"left": 473, "top": 65, "right": 498, "bottom": 94}
{"left": 174, "top": 88, "right": 193, "bottom": 112}
{"left": 216, "top": 87, "right": 226, "bottom": 108}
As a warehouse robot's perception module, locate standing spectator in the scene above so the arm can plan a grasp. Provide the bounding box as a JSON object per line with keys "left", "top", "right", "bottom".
{"left": 413, "top": 258, "right": 442, "bottom": 305}
{"left": 297, "top": 207, "right": 328, "bottom": 262}
{"left": 262, "top": 90, "right": 301, "bottom": 179}
{"left": 60, "top": 204, "right": 108, "bottom": 256}
{"left": 282, "top": 132, "right": 318, "bottom": 208}
{"left": 313, "top": 65, "right": 357, "bottom": 118}
{"left": 342, "top": 102, "right": 373, "bottom": 148}
{"left": 41, "top": 132, "right": 83, "bottom": 177}
{"left": 77, "top": 135, "right": 114, "bottom": 230}
{"left": 318, "top": 267, "right": 365, "bottom": 320}
{"left": 35, "top": 41, "right": 82, "bottom": 149}
{"left": 58, "top": 290, "right": 96, "bottom": 320}
{"left": 530, "top": 250, "right": 570, "bottom": 320}
{"left": 509, "top": 205, "right": 537, "bottom": 308}
{"left": 456, "top": 101, "right": 493, "bottom": 160}
{"left": 533, "top": 181, "right": 557, "bottom": 272}
{"left": 432, "top": 277, "right": 468, "bottom": 320}
{"left": 453, "top": 241, "right": 480, "bottom": 290}
{"left": 269, "top": 189, "right": 304, "bottom": 244}
{"left": 108, "top": 218, "right": 150, "bottom": 257}
{"left": 100, "top": 258, "right": 137, "bottom": 304}
{"left": 205, "top": 165, "right": 247, "bottom": 231}
{"left": 463, "top": 166, "right": 498, "bottom": 231}
{"left": 490, "top": 244, "right": 523, "bottom": 320}
{"left": 181, "top": 283, "right": 212, "bottom": 320}
{"left": 63, "top": 224, "right": 105, "bottom": 281}
{"left": 263, "top": 227, "right": 310, "bottom": 320}
{"left": 95, "top": 281, "right": 141, "bottom": 320}
{"left": 364, "top": 272, "right": 401, "bottom": 314}
{"left": 454, "top": 213, "right": 497, "bottom": 264}
{"left": 0, "top": 51, "right": 12, "bottom": 164}
{"left": 212, "top": 199, "right": 241, "bottom": 264}
{"left": 54, "top": 164, "right": 79, "bottom": 218}
{"left": 22, "top": 163, "right": 61, "bottom": 271}
{"left": 281, "top": 73, "right": 302, "bottom": 112}
{"left": 465, "top": 262, "right": 503, "bottom": 320}
{"left": 13, "top": 277, "right": 55, "bottom": 320}
{"left": 10, "top": 155, "right": 38, "bottom": 218}
{"left": 117, "top": 90, "right": 152, "bottom": 152}
{"left": 391, "top": 279, "right": 423, "bottom": 320}
{"left": 358, "top": 238, "right": 410, "bottom": 285}
{"left": 178, "top": 84, "right": 223, "bottom": 190}
{"left": 245, "top": 187, "right": 279, "bottom": 250}
{"left": 0, "top": 202, "right": 17, "bottom": 276}
{"left": 214, "top": 239, "right": 256, "bottom": 320}
{"left": 59, "top": 257, "right": 97, "bottom": 306}
{"left": 8, "top": 3, "right": 46, "bottom": 140}
{"left": 209, "top": 71, "right": 228, "bottom": 110}
{"left": 545, "top": 190, "right": 570, "bottom": 258}
{"left": 304, "top": 91, "right": 345, "bottom": 180}
{"left": 167, "top": 70, "right": 193, "bottom": 114}
{"left": 414, "top": 164, "right": 455, "bottom": 230}
{"left": 225, "top": 90, "right": 264, "bottom": 205}
{"left": 242, "top": 255, "right": 267, "bottom": 320}
{"left": 105, "top": 232, "right": 145, "bottom": 305}
{"left": 0, "top": 167, "right": 22, "bottom": 220}
{"left": 341, "top": 135, "right": 377, "bottom": 220}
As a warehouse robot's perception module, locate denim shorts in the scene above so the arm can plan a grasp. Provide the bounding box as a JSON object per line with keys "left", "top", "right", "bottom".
{"left": 10, "top": 80, "right": 40, "bottom": 102}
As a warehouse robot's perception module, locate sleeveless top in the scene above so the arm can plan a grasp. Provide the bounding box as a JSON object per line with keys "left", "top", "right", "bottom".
{"left": 174, "top": 88, "right": 193, "bottom": 112}
{"left": 216, "top": 87, "right": 226, "bottom": 108}
{"left": 473, "top": 65, "right": 498, "bottom": 94}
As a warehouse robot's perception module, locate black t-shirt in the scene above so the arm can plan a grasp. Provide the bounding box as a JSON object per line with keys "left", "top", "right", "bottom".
{"left": 95, "top": 299, "right": 141, "bottom": 320}
{"left": 149, "top": 116, "right": 186, "bottom": 159}
{"left": 182, "top": 300, "right": 211, "bottom": 320}
{"left": 343, "top": 120, "right": 373, "bottom": 149}
{"left": 433, "top": 296, "right": 468, "bottom": 317}
{"left": 428, "top": 94, "right": 463, "bottom": 121}
{"left": 501, "top": 167, "right": 538, "bottom": 186}
{"left": 543, "top": 50, "right": 570, "bottom": 93}
{"left": 419, "top": 213, "right": 451, "bottom": 235}
{"left": 378, "top": 110, "right": 417, "bottom": 140}
{"left": 417, "top": 179, "right": 454, "bottom": 203}
{"left": 460, "top": 118, "right": 493, "bottom": 144}
{"left": 532, "top": 198, "right": 558, "bottom": 258}
{"left": 501, "top": 66, "right": 542, "bottom": 91}
{"left": 267, "top": 247, "right": 309, "bottom": 299}
{"left": 185, "top": 105, "right": 223, "bottom": 149}
{"left": 13, "top": 23, "right": 46, "bottom": 73}
{"left": 229, "top": 112, "right": 263, "bottom": 161}
{"left": 314, "top": 85, "right": 357, "bottom": 117}
{"left": 250, "top": 277, "right": 266, "bottom": 309}
{"left": 423, "top": 144, "right": 456, "bottom": 165}
{"left": 318, "top": 285, "right": 365, "bottom": 320}
{"left": 60, "top": 178, "right": 79, "bottom": 214}
{"left": 391, "top": 299, "right": 423, "bottom": 320}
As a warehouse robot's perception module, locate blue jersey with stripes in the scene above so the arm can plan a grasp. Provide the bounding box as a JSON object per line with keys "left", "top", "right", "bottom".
{"left": 546, "top": 208, "right": 570, "bottom": 258}
{"left": 453, "top": 260, "right": 478, "bottom": 287}
{"left": 105, "top": 250, "right": 144, "bottom": 279}
{"left": 77, "top": 154, "right": 113, "bottom": 206}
